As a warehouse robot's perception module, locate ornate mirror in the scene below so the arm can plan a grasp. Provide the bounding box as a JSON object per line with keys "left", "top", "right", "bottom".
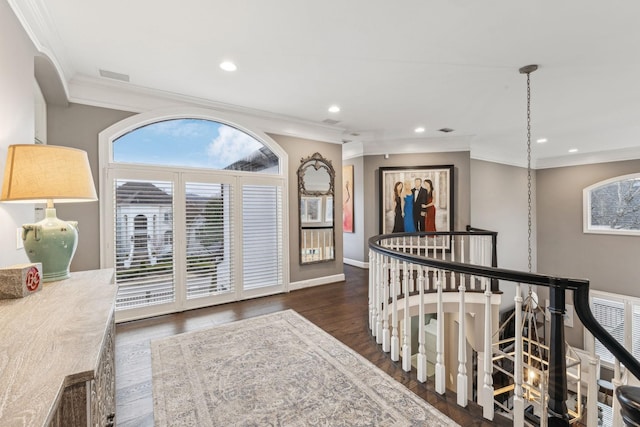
{"left": 298, "top": 152, "right": 335, "bottom": 264}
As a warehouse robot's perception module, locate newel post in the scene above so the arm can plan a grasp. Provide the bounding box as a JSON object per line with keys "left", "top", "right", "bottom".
{"left": 548, "top": 280, "right": 570, "bottom": 427}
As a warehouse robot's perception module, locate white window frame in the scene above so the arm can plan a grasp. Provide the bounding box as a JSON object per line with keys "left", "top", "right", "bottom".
{"left": 98, "top": 107, "right": 289, "bottom": 322}
{"left": 583, "top": 173, "right": 640, "bottom": 236}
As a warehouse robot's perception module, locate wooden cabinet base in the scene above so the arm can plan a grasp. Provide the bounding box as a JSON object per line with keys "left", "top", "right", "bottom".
{"left": 0, "top": 269, "right": 117, "bottom": 427}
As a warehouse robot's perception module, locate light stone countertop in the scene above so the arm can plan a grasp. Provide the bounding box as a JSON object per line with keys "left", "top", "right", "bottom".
{"left": 0, "top": 269, "right": 117, "bottom": 427}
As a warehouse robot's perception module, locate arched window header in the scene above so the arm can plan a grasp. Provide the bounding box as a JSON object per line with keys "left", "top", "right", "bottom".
{"left": 584, "top": 173, "right": 640, "bottom": 236}
{"left": 113, "top": 118, "right": 279, "bottom": 173}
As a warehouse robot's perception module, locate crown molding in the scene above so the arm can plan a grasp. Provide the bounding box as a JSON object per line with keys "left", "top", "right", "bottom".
{"left": 535, "top": 145, "right": 640, "bottom": 169}
{"left": 7, "top": 0, "right": 73, "bottom": 98}
{"left": 470, "top": 149, "right": 527, "bottom": 168}
{"left": 68, "top": 74, "right": 346, "bottom": 144}
{"left": 342, "top": 135, "right": 472, "bottom": 159}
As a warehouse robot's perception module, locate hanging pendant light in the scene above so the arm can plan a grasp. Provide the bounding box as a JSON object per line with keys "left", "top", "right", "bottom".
{"left": 491, "top": 65, "right": 584, "bottom": 426}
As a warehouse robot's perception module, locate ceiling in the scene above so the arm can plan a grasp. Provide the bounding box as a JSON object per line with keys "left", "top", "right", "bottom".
{"left": 11, "top": 0, "right": 640, "bottom": 167}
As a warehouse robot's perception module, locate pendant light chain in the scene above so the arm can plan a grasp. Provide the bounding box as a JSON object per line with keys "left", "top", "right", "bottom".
{"left": 519, "top": 64, "right": 537, "bottom": 274}
{"left": 526, "top": 72, "right": 532, "bottom": 273}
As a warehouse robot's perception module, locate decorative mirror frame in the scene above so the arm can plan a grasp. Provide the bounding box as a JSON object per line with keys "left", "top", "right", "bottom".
{"left": 298, "top": 152, "right": 335, "bottom": 195}
{"left": 297, "top": 152, "right": 336, "bottom": 264}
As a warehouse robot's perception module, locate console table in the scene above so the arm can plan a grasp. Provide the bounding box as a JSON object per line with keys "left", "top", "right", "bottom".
{"left": 0, "top": 269, "right": 117, "bottom": 426}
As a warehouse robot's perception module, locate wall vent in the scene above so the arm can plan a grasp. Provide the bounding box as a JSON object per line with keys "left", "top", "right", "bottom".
{"left": 99, "top": 69, "right": 130, "bottom": 82}
{"left": 322, "top": 118, "right": 341, "bottom": 125}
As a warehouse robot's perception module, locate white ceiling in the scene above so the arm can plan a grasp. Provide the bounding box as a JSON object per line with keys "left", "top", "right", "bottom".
{"left": 11, "top": 0, "right": 640, "bottom": 167}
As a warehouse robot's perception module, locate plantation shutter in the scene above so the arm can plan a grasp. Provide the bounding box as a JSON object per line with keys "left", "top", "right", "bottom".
{"left": 242, "top": 184, "right": 283, "bottom": 291}
{"left": 185, "top": 182, "right": 234, "bottom": 300}
{"left": 592, "top": 296, "right": 625, "bottom": 364}
{"left": 633, "top": 305, "right": 640, "bottom": 360}
{"left": 114, "top": 179, "right": 175, "bottom": 310}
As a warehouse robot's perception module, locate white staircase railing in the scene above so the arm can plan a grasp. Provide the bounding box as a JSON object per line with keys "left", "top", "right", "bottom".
{"left": 369, "top": 229, "right": 640, "bottom": 427}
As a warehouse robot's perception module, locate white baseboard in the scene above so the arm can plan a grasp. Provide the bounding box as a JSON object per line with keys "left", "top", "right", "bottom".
{"left": 344, "top": 258, "right": 369, "bottom": 269}
{"left": 289, "top": 273, "right": 345, "bottom": 291}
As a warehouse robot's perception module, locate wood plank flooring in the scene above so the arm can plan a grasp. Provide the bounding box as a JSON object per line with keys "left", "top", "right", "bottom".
{"left": 115, "top": 265, "right": 509, "bottom": 426}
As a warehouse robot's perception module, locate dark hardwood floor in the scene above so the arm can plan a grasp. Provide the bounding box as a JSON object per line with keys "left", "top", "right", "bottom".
{"left": 115, "top": 265, "right": 509, "bottom": 426}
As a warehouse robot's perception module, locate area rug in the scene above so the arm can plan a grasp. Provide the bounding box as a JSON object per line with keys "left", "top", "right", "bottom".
{"left": 151, "top": 309, "right": 457, "bottom": 426}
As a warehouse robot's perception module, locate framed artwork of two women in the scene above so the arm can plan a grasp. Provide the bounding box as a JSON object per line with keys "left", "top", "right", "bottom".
{"left": 379, "top": 165, "right": 454, "bottom": 237}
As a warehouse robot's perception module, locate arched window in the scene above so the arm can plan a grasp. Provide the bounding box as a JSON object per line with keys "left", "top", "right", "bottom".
{"left": 112, "top": 118, "right": 279, "bottom": 173}
{"left": 584, "top": 173, "right": 640, "bottom": 236}
{"left": 100, "top": 112, "right": 288, "bottom": 322}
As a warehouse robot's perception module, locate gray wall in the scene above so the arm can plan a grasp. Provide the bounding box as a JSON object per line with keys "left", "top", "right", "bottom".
{"left": 47, "top": 103, "right": 135, "bottom": 272}
{"left": 362, "top": 151, "right": 471, "bottom": 261}
{"left": 471, "top": 159, "right": 535, "bottom": 309}
{"left": 537, "top": 158, "right": 640, "bottom": 347}
{"left": 46, "top": 104, "right": 344, "bottom": 284}
{"left": 342, "top": 156, "right": 364, "bottom": 263}
{"left": 537, "top": 159, "right": 640, "bottom": 294}
{"left": 270, "top": 134, "right": 344, "bottom": 283}
{"left": 0, "top": 3, "right": 38, "bottom": 267}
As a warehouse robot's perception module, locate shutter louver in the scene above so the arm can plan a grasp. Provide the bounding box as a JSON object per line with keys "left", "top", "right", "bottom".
{"left": 633, "top": 305, "right": 640, "bottom": 361}
{"left": 185, "top": 182, "right": 234, "bottom": 299}
{"left": 592, "top": 296, "right": 625, "bottom": 364}
{"left": 242, "top": 184, "right": 283, "bottom": 290}
{"left": 114, "top": 179, "right": 175, "bottom": 310}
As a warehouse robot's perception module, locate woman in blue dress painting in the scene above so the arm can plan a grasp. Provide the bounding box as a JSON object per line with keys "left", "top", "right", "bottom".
{"left": 402, "top": 180, "right": 416, "bottom": 232}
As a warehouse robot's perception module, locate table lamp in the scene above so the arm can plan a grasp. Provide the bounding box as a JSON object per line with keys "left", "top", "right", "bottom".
{"left": 1, "top": 144, "right": 97, "bottom": 282}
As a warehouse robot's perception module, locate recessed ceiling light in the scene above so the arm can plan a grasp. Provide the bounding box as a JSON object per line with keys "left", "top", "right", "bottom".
{"left": 568, "top": 148, "right": 578, "bottom": 153}
{"left": 536, "top": 138, "right": 548, "bottom": 143}
{"left": 414, "top": 127, "right": 426, "bottom": 133}
{"left": 328, "top": 105, "right": 340, "bottom": 113}
{"left": 220, "top": 61, "right": 237, "bottom": 72}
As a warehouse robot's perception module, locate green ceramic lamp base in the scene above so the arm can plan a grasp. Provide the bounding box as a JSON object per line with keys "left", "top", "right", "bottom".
{"left": 22, "top": 207, "right": 78, "bottom": 282}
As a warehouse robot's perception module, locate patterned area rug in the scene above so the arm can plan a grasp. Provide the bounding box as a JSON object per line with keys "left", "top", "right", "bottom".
{"left": 151, "top": 309, "right": 457, "bottom": 426}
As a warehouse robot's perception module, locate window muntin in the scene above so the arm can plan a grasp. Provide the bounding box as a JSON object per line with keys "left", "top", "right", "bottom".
{"left": 113, "top": 118, "right": 279, "bottom": 173}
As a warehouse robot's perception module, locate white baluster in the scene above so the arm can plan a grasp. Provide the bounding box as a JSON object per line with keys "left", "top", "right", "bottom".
{"left": 373, "top": 253, "right": 385, "bottom": 337}
{"left": 435, "top": 269, "right": 446, "bottom": 394}
{"left": 402, "top": 235, "right": 406, "bottom": 256}
{"left": 513, "top": 283, "right": 525, "bottom": 427}
{"left": 612, "top": 359, "right": 622, "bottom": 427}
{"left": 382, "top": 257, "right": 392, "bottom": 352}
{"left": 483, "top": 276, "right": 494, "bottom": 420}
{"left": 402, "top": 260, "right": 412, "bottom": 372}
{"left": 417, "top": 265, "right": 427, "bottom": 382}
{"left": 371, "top": 251, "right": 378, "bottom": 336}
{"left": 368, "top": 249, "right": 374, "bottom": 330}
{"left": 451, "top": 236, "right": 456, "bottom": 263}
{"left": 391, "top": 257, "right": 400, "bottom": 361}
{"left": 375, "top": 254, "right": 385, "bottom": 343}
{"left": 457, "top": 245, "right": 468, "bottom": 407}
{"left": 585, "top": 331, "right": 598, "bottom": 427}
{"left": 540, "top": 381, "right": 548, "bottom": 427}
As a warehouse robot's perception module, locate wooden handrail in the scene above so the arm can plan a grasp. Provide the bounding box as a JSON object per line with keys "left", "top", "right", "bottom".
{"left": 369, "top": 230, "right": 640, "bottom": 426}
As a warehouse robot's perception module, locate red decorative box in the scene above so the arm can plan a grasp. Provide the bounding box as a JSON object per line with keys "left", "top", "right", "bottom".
{"left": 0, "top": 263, "right": 43, "bottom": 299}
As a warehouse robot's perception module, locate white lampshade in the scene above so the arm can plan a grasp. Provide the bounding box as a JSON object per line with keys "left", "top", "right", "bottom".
{"left": 1, "top": 144, "right": 97, "bottom": 282}
{"left": 1, "top": 144, "right": 97, "bottom": 203}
